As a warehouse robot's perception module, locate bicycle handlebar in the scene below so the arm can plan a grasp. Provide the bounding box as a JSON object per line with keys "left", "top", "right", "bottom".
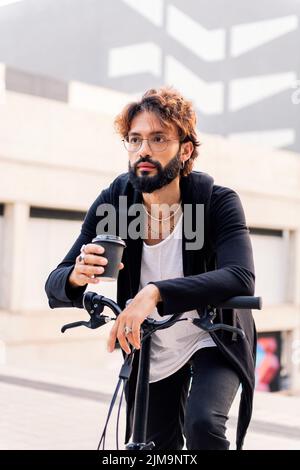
{"left": 89, "top": 293, "right": 263, "bottom": 315}
{"left": 61, "top": 293, "right": 262, "bottom": 335}
{"left": 215, "top": 296, "right": 262, "bottom": 310}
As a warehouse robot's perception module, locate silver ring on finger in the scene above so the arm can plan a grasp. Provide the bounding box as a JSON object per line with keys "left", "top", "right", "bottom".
{"left": 78, "top": 252, "right": 86, "bottom": 263}
{"left": 79, "top": 244, "right": 86, "bottom": 263}
{"left": 124, "top": 325, "right": 133, "bottom": 336}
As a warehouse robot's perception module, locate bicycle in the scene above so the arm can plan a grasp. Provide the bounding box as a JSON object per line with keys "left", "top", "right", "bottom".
{"left": 61, "top": 292, "right": 262, "bottom": 450}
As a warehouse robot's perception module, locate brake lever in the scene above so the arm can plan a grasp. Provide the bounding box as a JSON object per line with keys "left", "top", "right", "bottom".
{"left": 61, "top": 320, "right": 91, "bottom": 333}
{"left": 61, "top": 292, "right": 114, "bottom": 333}
{"left": 192, "top": 317, "right": 245, "bottom": 339}
{"left": 61, "top": 315, "right": 111, "bottom": 333}
{"left": 193, "top": 307, "right": 246, "bottom": 340}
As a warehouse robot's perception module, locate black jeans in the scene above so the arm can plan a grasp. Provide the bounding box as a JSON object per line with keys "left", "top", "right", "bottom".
{"left": 146, "top": 347, "right": 240, "bottom": 450}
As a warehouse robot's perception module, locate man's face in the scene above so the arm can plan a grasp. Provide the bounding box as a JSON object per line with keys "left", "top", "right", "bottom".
{"left": 127, "top": 111, "right": 182, "bottom": 193}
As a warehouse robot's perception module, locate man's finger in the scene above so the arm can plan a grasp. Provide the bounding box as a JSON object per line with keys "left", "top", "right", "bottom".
{"left": 85, "top": 244, "right": 105, "bottom": 255}
{"left": 117, "top": 320, "right": 131, "bottom": 354}
{"left": 131, "top": 321, "right": 141, "bottom": 349}
{"left": 117, "top": 332, "right": 131, "bottom": 354}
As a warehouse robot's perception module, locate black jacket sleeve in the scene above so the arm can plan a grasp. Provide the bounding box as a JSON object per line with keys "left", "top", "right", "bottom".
{"left": 149, "top": 187, "right": 255, "bottom": 316}
{"left": 44, "top": 187, "right": 110, "bottom": 309}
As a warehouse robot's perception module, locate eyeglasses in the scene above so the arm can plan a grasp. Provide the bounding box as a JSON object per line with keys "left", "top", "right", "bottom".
{"left": 122, "top": 135, "right": 180, "bottom": 153}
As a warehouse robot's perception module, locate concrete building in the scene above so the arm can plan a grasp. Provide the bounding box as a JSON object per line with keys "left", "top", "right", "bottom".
{"left": 0, "top": 65, "right": 299, "bottom": 391}
{"left": 0, "top": 0, "right": 300, "bottom": 152}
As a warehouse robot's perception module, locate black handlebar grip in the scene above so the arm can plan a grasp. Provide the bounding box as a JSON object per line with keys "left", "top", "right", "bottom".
{"left": 216, "top": 296, "right": 262, "bottom": 310}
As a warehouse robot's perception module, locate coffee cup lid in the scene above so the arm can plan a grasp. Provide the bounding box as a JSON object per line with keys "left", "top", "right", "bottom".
{"left": 92, "top": 234, "right": 126, "bottom": 247}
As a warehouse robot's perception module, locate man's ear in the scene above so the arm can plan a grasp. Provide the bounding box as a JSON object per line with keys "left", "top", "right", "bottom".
{"left": 181, "top": 141, "right": 194, "bottom": 160}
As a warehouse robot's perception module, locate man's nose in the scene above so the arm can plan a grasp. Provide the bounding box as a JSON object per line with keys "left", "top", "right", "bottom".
{"left": 139, "top": 139, "right": 152, "bottom": 156}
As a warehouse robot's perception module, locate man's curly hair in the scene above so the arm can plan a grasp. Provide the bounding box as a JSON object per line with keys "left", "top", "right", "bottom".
{"left": 114, "top": 87, "right": 200, "bottom": 176}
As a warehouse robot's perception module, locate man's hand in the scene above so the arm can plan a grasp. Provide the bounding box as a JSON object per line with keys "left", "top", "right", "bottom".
{"left": 69, "top": 243, "right": 124, "bottom": 287}
{"left": 107, "top": 284, "right": 161, "bottom": 354}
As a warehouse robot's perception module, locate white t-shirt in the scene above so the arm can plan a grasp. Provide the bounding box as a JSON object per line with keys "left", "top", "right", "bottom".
{"left": 139, "top": 212, "right": 216, "bottom": 383}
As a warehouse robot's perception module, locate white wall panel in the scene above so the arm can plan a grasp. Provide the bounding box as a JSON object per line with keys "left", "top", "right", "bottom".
{"left": 251, "top": 233, "right": 288, "bottom": 305}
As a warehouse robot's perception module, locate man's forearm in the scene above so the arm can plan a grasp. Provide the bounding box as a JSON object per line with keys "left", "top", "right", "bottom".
{"left": 45, "top": 265, "right": 86, "bottom": 308}
{"left": 146, "top": 282, "right": 162, "bottom": 303}
{"left": 148, "top": 266, "right": 255, "bottom": 317}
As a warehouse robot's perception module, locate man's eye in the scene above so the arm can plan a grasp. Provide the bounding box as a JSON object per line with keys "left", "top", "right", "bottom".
{"left": 129, "top": 137, "right": 140, "bottom": 144}
{"left": 152, "top": 136, "right": 165, "bottom": 143}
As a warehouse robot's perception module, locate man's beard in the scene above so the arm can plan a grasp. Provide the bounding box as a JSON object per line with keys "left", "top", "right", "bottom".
{"left": 128, "top": 151, "right": 181, "bottom": 193}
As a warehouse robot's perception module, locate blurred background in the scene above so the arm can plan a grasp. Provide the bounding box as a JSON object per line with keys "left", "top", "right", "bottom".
{"left": 0, "top": 0, "right": 299, "bottom": 450}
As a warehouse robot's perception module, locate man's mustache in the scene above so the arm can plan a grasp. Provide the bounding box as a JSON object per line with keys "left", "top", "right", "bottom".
{"left": 134, "top": 157, "right": 159, "bottom": 169}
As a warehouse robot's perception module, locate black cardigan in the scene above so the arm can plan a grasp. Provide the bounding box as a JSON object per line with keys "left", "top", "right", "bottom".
{"left": 45, "top": 171, "right": 257, "bottom": 450}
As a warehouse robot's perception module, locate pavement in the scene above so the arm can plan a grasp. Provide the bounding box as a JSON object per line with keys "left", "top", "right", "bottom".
{"left": 0, "top": 335, "right": 300, "bottom": 450}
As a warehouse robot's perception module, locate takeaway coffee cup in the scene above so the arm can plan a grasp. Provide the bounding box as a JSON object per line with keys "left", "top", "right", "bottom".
{"left": 92, "top": 234, "right": 126, "bottom": 281}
